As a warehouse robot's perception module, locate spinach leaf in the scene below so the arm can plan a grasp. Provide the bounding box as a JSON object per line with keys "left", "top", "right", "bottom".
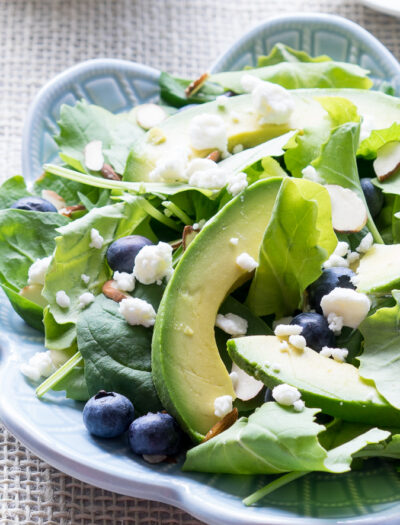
{"left": 1, "top": 284, "right": 44, "bottom": 331}
{"left": 159, "top": 72, "right": 224, "bottom": 108}
{"left": 358, "top": 290, "right": 400, "bottom": 409}
{"left": 51, "top": 365, "right": 89, "bottom": 401}
{"left": 0, "top": 176, "right": 31, "bottom": 209}
{"left": 183, "top": 402, "right": 388, "bottom": 474}
{"left": 246, "top": 178, "right": 336, "bottom": 317}
{"left": 77, "top": 289, "right": 163, "bottom": 413}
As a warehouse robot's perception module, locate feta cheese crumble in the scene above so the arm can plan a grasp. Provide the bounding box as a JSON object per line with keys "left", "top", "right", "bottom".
{"left": 241, "top": 74, "right": 294, "bottom": 125}
{"left": 289, "top": 334, "right": 306, "bottom": 350}
{"left": 89, "top": 228, "right": 103, "bottom": 249}
{"left": 188, "top": 162, "right": 229, "bottom": 190}
{"left": 189, "top": 113, "right": 228, "bottom": 154}
{"left": 229, "top": 237, "right": 239, "bottom": 246}
{"left": 81, "top": 273, "right": 90, "bottom": 284}
{"left": 323, "top": 254, "right": 349, "bottom": 269}
{"left": 356, "top": 232, "right": 373, "bottom": 254}
{"left": 27, "top": 256, "right": 52, "bottom": 285}
{"left": 214, "top": 395, "right": 233, "bottom": 418}
{"left": 293, "top": 399, "right": 305, "bottom": 412}
{"left": 119, "top": 297, "right": 156, "bottom": 327}
{"left": 20, "top": 350, "right": 56, "bottom": 382}
{"left": 279, "top": 340, "right": 289, "bottom": 352}
{"left": 347, "top": 251, "right": 360, "bottom": 265}
{"left": 149, "top": 148, "right": 189, "bottom": 182}
{"left": 236, "top": 252, "right": 258, "bottom": 272}
{"left": 274, "top": 324, "right": 302, "bottom": 337}
{"left": 272, "top": 384, "right": 302, "bottom": 407}
{"left": 216, "top": 95, "right": 229, "bottom": 109}
{"left": 215, "top": 313, "right": 248, "bottom": 336}
{"left": 84, "top": 140, "right": 104, "bottom": 171}
{"left": 78, "top": 292, "right": 95, "bottom": 309}
{"left": 321, "top": 287, "right": 371, "bottom": 329}
{"left": 113, "top": 271, "right": 135, "bottom": 292}
{"left": 56, "top": 290, "right": 70, "bottom": 309}
{"left": 226, "top": 172, "right": 248, "bottom": 196}
{"left": 301, "top": 165, "right": 322, "bottom": 183}
{"left": 334, "top": 241, "right": 350, "bottom": 257}
{"left": 327, "top": 312, "right": 344, "bottom": 334}
{"left": 133, "top": 242, "right": 173, "bottom": 285}
{"left": 320, "top": 346, "right": 349, "bottom": 363}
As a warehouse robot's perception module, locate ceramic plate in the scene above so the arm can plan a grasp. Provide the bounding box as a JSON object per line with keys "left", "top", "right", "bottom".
{"left": 3, "top": 13, "right": 400, "bottom": 525}
{"left": 359, "top": 0, "right": 400, "bottom": 19}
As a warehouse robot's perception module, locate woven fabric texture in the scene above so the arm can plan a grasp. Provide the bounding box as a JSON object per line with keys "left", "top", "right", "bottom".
{"left": 1, "top": 0, "right": 400, "bottom": 523}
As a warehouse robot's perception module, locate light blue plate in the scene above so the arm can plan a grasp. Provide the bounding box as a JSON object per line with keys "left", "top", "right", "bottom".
{"left": 4, "top": 13, "right": 400, "bottom": 525}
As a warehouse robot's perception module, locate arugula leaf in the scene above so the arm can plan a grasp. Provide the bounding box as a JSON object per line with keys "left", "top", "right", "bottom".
{"left": 256, "top": 43, "right": 331, "bottom": 66}
{"left": 246, "top": 178, "right": 336, "bottom": 317}
{"left": 0, "top": 176, "right": 31, "bottom": 209}
{"left": 183, "top": 402, "right": 388, "bottom": 475}
{"left": 77, "top": 290, "right": 163, "bottom": 413}
{"left": 358, "top": 290, "right": 400, "bottom": 409}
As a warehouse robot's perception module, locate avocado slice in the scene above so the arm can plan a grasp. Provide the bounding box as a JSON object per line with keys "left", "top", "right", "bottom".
{"left": 125, "top": 89, "right": 400, "bottom": 182}
{"left": 152, "top": 177, "right": 283, "bottom": 441}
{"left": 228, "top": 335, "right": 400, "bottom": 427}
{"left": 355, "top": 244, "right": 400, "bottom": 293}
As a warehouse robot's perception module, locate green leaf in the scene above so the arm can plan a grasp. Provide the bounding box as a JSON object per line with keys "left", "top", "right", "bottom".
{"left": 77, "top": 290, "right": 162, "bottom": 414}
{"left": 51, "top": 365, "right": 89, "bottom": 401}
{"left": 159, "top": 72, "right": 225, "bottom": 108}
{"left": 256, "top": 43, "right": 332, "bottom": 66}
{"left": 0, "top": 176, "right": 31, "bottom": 209}
{"left": 358, "top": 290, "right": 400, "bottom": 409}
{"left": 1, "top": 283, "right": 44, "bottom": 331}
{"left": 183, "top": 402, "right": 388, "bottom": 475}
{"left": 246, "top": 178, "right": 336, "bottom": 317}
{"left": 357, "top": 122, "right": 400, "bottom": 159}
{"left": 316, "top": 96, "right": 361, "bottom": 128}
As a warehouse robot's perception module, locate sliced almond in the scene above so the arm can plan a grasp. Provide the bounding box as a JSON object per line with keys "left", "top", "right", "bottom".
{"left": 182, "top": 225, "right": 198, "bottom": 251}
{"left": 102, "top": 280, "right": 129, "bottom": 303}
{"left": 373, "top": 141, "right": 400, "bottom": 181}
{"left": 41, "top": 190, "right": 66, "bottom": 210}
{"left": 101, "top": 163, "right": 121, "bottom": 181}
{"left": 136, "top": 104, "right": 167, "bottom": 130}
{"left": 325, "top": 185, "right": 368, "bottom": 233}
{"left": 58, "top": 204, "right": 86, "bottom": 218}
{"left": 84, "top": 140, "right": 104, "bottom": 171}
{"left": 230, "top": 362, "right": 264, "bottom": 401}
{"left": 202, "top": 408, "right": 238, "bottom": 443}
{"left": 185, "top": 72, "right": 210, "bottom": 98}
{"left": 207, "top": 150, "right": 221, "bottom": 163}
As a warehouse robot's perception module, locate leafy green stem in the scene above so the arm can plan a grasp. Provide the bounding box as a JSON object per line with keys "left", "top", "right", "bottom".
{"left": 243, "top": 471, "right": 309, "bottom": 506}
{"left": 367, "top": 214, "right": 384, "bottom": 244}
{"left": 36, "top": 351, "right": 83, "bottom": 398}
{"left": 138, "top": 199, "right": 181, "bottom": 232}
{"left": 162, "top": 200, "right": 192, "bottom": 225}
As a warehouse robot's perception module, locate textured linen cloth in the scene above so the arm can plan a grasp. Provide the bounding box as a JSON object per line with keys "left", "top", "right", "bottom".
{"left": 1, "top": 0, "right": 400, "bottom": 523}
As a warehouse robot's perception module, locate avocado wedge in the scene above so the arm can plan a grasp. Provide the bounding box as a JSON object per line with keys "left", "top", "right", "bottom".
{"left": 228, "top": 335, "right": 400, "bottom": 427}
{"left": 152, "top": 177, "right": 283, "bottom": 441}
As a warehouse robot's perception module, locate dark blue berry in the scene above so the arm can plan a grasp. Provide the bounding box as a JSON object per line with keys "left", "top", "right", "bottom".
{"left": 308, "top": 267, "right": 355, "bottom": 313}
{"left": 128, "top": 412, "right": 182, "bottom": 456}
{"left": 290, "top": 312, "right": 335, "bottom": 352}
{"left": 106, "top": 235, "right": 153, "bottom": 273}
{"left": 11, "top": 196, "right": 57, "bottom": 213}
{"left": 83, "top": 390, "right": 135, "bottom": 438}
{"left": 361, "top": 178, "right": 384, "bottom": 218}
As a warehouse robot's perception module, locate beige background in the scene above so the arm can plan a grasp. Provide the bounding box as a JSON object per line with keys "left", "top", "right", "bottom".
{"left": 1, "top": 0, "right": 400, "bottom": 523}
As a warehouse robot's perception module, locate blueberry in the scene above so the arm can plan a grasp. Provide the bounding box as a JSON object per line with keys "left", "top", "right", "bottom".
{"left": 128, "top": 412, "right": 182, "bottom": 456}
{"left": 360, "top": 178, "right": 384, "bottom": 218}
{"left": 290, "top": 312, "right": 335, "bottom": 352}
{"left": 264, "top": 388, "right": 274, "bottom": 402}
{"left": 308, "top": 267, "right": 356, "bottom": 313}
{"left": 83, "top": 390, "right": 135, "bottom": 438}
{"left": 11, "top": 196, "right": 57, "bottom": 213}
{"left": 106, "top": 235, "right": 153, "bottom": 273}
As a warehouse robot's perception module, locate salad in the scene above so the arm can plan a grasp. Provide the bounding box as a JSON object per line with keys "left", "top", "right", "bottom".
{"left": 4, "top": 43, "right": 400, "bottom": 506}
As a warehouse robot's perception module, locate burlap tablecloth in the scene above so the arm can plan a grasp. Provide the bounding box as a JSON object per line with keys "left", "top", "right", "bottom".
{"left": 1, "top": 1, "right": 400, "bottom": 523}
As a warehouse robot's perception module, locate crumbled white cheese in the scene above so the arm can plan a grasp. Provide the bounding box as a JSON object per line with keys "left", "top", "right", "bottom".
{"left": 89, "top": 228, "right": 103, "bottom": 249}
{"left": 274, "top": 324, "right": 303, "bottom": 337}
{"left": 350, "top": 274, "right": 360, "bottom": 287}
{"left": 279, "top": 340, "right": 289, "bottom": 352}
{"left": 215, "top": 313, "right": 248, "bottom": 336}
{"left": 334, "top": 241, "right": 350, "bottom": 258}
{"left": 236, "top": 252, "right": 258, "bottom": 272}
{"left": 232, "top": 144, "right": 244, "bottom": 154}
{"left": 327, "top": 312, "right": 344, "bottom": 335}
{"left": 229, "top": 237, "right": 239, "bottom": 246}
{"left": 241, "top": 74, "right": 294, "bottom": 125}
{"left": 301, "top": 165, "right": 323, "bottom": 184}
{"left": 272, "top": 384, "right": 302, "bottom": 406}
{"left": 133, "top": 242, "right": 173, "bottom": 285}
{"left": 321, "top": 287, "right": 371, "bottom": 329}
{"left": 227, "top": 172, "right": 248, "bottom": 196}
{"left": 78, "top": 292, "right": 95, "bottom": 309}
{"left": 84, "top": 140, "right": 104, "bottom": 171}
{"left": 293, "top": 399, "right": 305, "bottom": 412}
{"left": 20, "top": 350, "right": 56, "bottom": 382}
{"left": 149, "top": 148, "right": 189, "bottom": 182}
{"left": 271, "top": 363, "right": 281, "bottom": 373}
{"left": 27, "top": 256, "right": 52, "bottom": 285}
{"left": 113, "top": 271, "right": 135, "bottom": 292}
{"left": 56, "top": 290, "right": 70, "bottom": 309}
{"left": 189, "top": 113, "right": 228, "bottom": 154}
{"left": 323, "top": 254, "right": 349, "bottom": 269}
{"left": 356, "top": 232, "right": 373, "bottom": 254}
{"left": 216, "top": 95, "right": 229, "bottom": 109}
{"left": 192, "top": 219, "right": 206, "bottom": 231}
{"left": 119, "top": 297, "right": 156, "bottom": 327}
{"left": 214, "top": 395, "right": 233, "bottom": 418}
{"left": 81, "top": 273, "right": 90, "bottom": 285}
{"left": 188, "top": 163, "right": 229, "bottom": 190}
{"left": 347, "top": 251, "right": 360, "bottom": 265}
{"left": 289, "top": 334, "right": 306, "bottom": 350}
{"left": 320, "top": 346, "right": 349, "bottom": 363}
{"left": 229, "top": 371, "right": 239, "bottom": 390}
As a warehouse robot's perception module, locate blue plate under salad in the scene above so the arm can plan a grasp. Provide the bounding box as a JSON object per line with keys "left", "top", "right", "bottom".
{"left": 2, "top": 13, "right": 400, "bottom": 525}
